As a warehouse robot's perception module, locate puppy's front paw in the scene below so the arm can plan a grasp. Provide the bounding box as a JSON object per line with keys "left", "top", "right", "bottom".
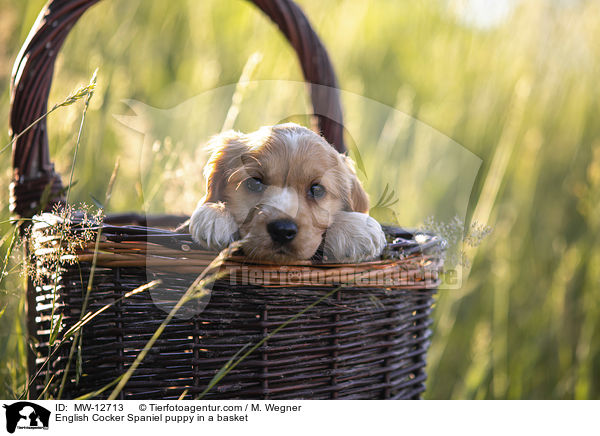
{"left": 189, "top": 202, "right": 239, "bottom": 250}
{"left": 323, "top": 211, "right": 386, "bottom": 263}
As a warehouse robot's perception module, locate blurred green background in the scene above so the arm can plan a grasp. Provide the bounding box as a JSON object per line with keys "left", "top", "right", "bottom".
{"left": 1, "top": 0, "right": 599, "bottom": 399}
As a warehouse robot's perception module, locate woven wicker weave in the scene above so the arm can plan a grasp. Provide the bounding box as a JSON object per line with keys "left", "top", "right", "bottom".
{"left": 11, "top": 0, "right": 446, "bottom": 400}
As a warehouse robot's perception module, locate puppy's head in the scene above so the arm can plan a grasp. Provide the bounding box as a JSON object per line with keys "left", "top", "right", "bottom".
{"left": 203, "top": 123, "right": 368, "bottom": 262}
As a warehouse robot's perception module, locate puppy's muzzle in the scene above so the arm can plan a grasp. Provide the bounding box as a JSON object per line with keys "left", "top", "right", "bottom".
{"left": 267, "top": 219, "right": 298, "bottom": 245}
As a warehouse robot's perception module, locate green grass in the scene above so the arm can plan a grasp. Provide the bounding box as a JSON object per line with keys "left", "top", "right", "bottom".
{"left": 1, "top": 0, "right": 600, "bottom": 399}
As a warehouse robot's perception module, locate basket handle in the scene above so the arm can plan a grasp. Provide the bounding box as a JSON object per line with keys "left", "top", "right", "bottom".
{"left": 9, "top": 0, "right": 345, "bottom": 217}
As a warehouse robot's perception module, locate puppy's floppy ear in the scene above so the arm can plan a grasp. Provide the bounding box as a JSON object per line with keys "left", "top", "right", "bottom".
{"left": 349, "top": 174, "right": 370, "bottom": 213}
{"left": 203, "top": 131, "right": 248, "bottom": 204}
{"left": 342, "top": 155, "right": 370, "bottom": 213}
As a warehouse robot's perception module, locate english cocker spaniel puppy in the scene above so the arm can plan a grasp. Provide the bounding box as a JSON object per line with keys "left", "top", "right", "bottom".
{"left": 189, "top": 123, "right": 386, "bottom": 263}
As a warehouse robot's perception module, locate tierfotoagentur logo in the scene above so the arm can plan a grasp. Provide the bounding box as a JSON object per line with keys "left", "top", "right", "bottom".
{"left": 114, "top": 80, "right": 484, "bottom": 317}
{"left": 2, "top": 402, "right": 50, "bottom": 434}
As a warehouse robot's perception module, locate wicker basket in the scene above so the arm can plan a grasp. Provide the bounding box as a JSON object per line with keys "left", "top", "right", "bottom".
{"left": 10, "top": 0, "right": 446, "bottom": 400}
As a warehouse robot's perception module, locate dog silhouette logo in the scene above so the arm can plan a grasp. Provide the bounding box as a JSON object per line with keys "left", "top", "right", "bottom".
{"left": 2, "top": 402, "right": 50, "bottom": 433}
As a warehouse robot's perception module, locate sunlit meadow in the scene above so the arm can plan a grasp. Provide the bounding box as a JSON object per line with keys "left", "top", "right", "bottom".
{"left": 1, "top": 0, "right": 599, "bottom": 399}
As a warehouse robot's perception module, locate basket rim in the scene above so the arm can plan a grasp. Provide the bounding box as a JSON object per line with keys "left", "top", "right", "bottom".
{"left": 31, "top": 211, "right": 446, "bottom": 289}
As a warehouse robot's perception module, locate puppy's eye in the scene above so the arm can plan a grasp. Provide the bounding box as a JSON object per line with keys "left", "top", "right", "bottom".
{"left": 245, "top": 177, "right": 266, "bottom": 193}
{"left": 308, "top": 183, "right": 326, "bottom": 199}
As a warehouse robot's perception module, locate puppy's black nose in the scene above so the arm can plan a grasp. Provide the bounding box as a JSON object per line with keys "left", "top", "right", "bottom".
{"left": 267, "top": 219, "right": 298, "bottom": 244}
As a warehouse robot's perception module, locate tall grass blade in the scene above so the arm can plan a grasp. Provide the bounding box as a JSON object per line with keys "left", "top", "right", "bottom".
{"left": 0, "top": 74, "right": 98, "bottom": 155}
{"left": 0, "top": 226, "right": 19, "bottom": 289}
